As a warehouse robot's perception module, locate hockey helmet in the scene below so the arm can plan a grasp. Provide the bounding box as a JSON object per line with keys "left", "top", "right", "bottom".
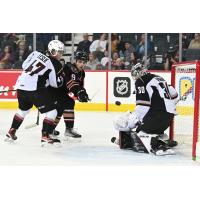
{"left": 75, "top": 51, "right": 88, "bottom": 62}
{"left": 131, "top": 63, "right": 147, "bottom": 80}
{"left": 48, "top": 40, "right": 64, "bottom": 56}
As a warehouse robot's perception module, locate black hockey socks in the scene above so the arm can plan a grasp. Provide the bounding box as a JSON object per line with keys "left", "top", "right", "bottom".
{"left": 11, "top": 113, "right": 24, "bottom": 130}
{"left": 63, "top": 109, "right": 74, "bottom": 129}
{"left": 54, "top": 116, "right": 61, "bottom": 128}
{"left": 42, "top": 117, "right": 55, "bottom": 137}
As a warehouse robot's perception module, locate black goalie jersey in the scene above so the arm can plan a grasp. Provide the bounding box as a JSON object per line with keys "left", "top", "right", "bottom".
{"left": 63, "top": 63, "right": 85, "bottom": 96}
{"left": 135, "top": 73, "right": 177, "bottom": 114}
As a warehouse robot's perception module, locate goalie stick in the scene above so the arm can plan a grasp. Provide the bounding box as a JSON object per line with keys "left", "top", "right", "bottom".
{"left": 176, "top": 86, "right": 192, "bottom": 104}
{"left": 25, "top": 110, "right": 40, "bottom": 129}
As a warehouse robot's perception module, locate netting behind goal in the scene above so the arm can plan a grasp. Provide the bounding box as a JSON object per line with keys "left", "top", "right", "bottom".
{"left": 169, "top": 61, "right": 200, "bottom": 160}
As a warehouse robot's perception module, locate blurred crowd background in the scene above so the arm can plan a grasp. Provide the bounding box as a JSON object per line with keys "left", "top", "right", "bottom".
{"left": 0, "top": 33, "right": 200, "bottom": 70}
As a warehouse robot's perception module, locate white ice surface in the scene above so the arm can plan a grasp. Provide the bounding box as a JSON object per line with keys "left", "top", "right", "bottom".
{"left": 0, "top": 109, "right": 199, "bottom": 166}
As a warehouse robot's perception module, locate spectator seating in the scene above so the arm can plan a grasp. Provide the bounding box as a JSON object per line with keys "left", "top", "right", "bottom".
{"left": 182, "top": 49, "right": 200, "bottom": 61}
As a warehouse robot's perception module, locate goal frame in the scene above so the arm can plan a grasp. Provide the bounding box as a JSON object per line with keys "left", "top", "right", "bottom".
{"left": 169, "top": 60, "right": 200, "bottom": 160}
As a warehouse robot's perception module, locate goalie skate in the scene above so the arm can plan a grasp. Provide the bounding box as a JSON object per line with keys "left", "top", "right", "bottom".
{"left": 154, "top": 148, "right": 175, "bottom": 156}
{"left": 151, "top": 137, "right": 175, "bottom": 156}
{"left": 158, "top": 134, "right": 178, "bottom": 147}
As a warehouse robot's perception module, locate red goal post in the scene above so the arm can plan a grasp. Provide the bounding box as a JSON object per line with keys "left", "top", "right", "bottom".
{"left": 170, "top": 61, "right": 200, "bottom": 160}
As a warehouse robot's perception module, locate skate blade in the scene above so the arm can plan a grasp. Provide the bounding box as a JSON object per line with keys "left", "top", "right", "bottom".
{"left": 63, "top": 136, "right": 81, "bottom": 142}
{"left": 4, "top": 137, "right": 15, "bottom": 143}
{"left": 155, "top": 149, "right": 175, "bottom": 156}
{"left": 41, "top": 142, "right": 62, "bottom": 148}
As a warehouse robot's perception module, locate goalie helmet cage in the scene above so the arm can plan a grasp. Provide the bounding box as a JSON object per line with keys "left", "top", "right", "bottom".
{"left": 169, "top": 60, "right": 200, "bottom": 160}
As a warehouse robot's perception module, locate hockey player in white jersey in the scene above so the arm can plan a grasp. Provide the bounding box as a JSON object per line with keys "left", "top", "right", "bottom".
{"left": 5, "top": 40, "right": 65, "bottom": 146}
{"left": 113, "top": 63, "right": 178, "bottom": 155}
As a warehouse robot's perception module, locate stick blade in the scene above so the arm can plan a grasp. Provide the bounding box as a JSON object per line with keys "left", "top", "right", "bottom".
{"left": 25, "top": 123, "right": 38, "bottom": 129}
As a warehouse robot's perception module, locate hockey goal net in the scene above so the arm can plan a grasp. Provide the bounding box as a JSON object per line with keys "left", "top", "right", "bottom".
{"left": 170, "top": 61, "right": 200, "bottom": 160}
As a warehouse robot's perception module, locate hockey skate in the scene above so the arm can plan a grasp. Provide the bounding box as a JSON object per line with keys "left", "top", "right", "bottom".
{"left": 158, "top": 133, "right": 178, "bottom": 147}
{"left": 4, "top": 128, "right": 17, "bottom": 142}
{"left": 64, "top": 128, "right": 82, "bottom": 140}
{"left": 151, "top": 137, "right": 175, "bottom": 156}
{"left": 41, "top": 135, "right": 61, "bottom": 147}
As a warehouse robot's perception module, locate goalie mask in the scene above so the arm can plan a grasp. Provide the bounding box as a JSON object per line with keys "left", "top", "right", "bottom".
{"left": 48, "top": 40, "right": 64, "bottom": 57}
{"left": 131, "top": 63, "right": 147, "bottom": 80}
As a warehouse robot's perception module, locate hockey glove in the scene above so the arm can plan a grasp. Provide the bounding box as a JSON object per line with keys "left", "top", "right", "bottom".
{"left": 128, "top": 112, "right": 140, "bottom": 129}
{"left": 77, "top": 89, "right": 89, "bottom": 102}
{"left": 57, "top": 75, "right": 64, "bottom": 87}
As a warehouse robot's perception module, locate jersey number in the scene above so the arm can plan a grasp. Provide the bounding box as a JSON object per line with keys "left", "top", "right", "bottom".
{"left": 25, "top": 60, "right": 45, "bottom": 76}
{"left": 138, "top": 86, "right": 145, "bottom": 94}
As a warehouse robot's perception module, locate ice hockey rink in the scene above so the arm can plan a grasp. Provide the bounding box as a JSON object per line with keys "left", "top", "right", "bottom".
{"left": 0, "top": 109, "right": 199, "bottom": 166}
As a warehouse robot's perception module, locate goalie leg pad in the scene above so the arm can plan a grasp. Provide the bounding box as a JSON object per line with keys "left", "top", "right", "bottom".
{"left": 119, "top": 131, "right": 153, "bottom": 153}
{"left": 119, "top": 131, "right": 132, "bottom": 149}
{"left": 134, "top": 131, "right": 157, "bottom": 154}
{"left": 136, "top": 132, "right": 175, "bottom": 155}
{"left": 130, "top": 132, "right": 149, "bottom": 153}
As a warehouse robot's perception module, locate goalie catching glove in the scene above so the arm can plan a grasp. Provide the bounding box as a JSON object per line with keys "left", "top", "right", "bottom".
{"left": 113, "top": 111, "right": 141, "bottom": 131}
{"left": 77, "top": 89, "right": 89, "bottom": 102}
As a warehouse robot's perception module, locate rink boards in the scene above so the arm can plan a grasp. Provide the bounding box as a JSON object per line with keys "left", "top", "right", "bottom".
{"left": 0, "top": 68, "right": 195, "bottom": 115}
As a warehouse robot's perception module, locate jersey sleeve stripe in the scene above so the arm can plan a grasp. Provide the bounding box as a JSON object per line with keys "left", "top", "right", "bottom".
{"left": 136, "top": 100, "right": 151, "bottom": 106}
{"left": 171, "top": 94, "right": 178, "bottom": 99}
{"left": 66, "top": 80, "right": 79, "bottom": 89}
{"left": 66, "top": 79, "right": 73, "bottom": 85}
{"left": 68, "top": 83, "right": 79, "bottom": 91}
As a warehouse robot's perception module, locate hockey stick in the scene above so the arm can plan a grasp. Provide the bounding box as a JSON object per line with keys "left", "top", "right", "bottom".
{"left": 0, "top": 89, "right": 17, "bottom": 93}
{"left": 25, "top": 110, "right": 40, "bottom": 129}
{"left": 176, "top": 86, "right": 192, "bottom": 104}
{"left": 88, "top": 88, "right": 101, "bottom": 101}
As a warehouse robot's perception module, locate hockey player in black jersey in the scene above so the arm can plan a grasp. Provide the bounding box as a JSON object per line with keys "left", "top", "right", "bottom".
{"left": 5, "top": 40, "right": 65, "bottom": 146}
{"left": 50, "top": 51, "right": 89, "bottom": 139}
{"left": 113, "top": 63, "right": 178, "bottom": 155}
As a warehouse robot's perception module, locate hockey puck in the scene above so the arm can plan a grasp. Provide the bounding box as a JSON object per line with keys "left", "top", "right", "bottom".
{"left": 115, "top": 101, "right": 121, "bottom": 106}
{"left": 111, "top": 137, "right": 116, "bottom": 143}
{"left": 111, "top": 137, "right": 119, "bottom": 145}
